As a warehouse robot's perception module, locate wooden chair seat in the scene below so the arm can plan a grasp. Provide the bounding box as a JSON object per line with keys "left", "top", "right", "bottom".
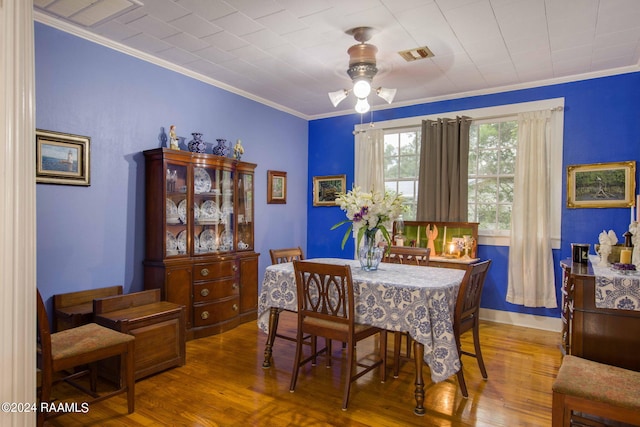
{"left": 552, "top": 355, "right": 640, "bottom": 426}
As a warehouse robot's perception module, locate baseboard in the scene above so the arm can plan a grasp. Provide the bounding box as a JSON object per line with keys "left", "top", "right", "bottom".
{"left": 479, "top": 308, "right": 562, "bottom": 332}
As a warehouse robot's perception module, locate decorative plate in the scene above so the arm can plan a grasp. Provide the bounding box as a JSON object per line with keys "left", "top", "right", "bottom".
{"left": 178, "top": 199, "right": 200, "bottom": 224}
{"left": 176, "top": 230, "right": 187, "bottom": 254}
{"left": 166, "top": 231, "right": 177, "bottom": 255}
{"left": 166, "top": 199, "right": 179, "bottom": 222}
{"left": 199, "top": 200, "right": 221, "bottom": 223}
{"left": 194, "top": 167, "right": 212, "bottom": 194}
{"left": 199, "top": 229, "right": 217, "bottom": 253}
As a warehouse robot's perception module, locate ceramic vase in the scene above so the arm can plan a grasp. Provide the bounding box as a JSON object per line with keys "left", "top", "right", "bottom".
{"left": 188, "top": 133, "right": 206, "bottom": 153}
{"left": 212, "top": 138, "right": 228, "bottom": 157}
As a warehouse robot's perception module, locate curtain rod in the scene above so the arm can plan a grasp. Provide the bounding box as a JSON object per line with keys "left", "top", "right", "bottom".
{"left": 356, "top": 106, "right": 564, "bottom": 133}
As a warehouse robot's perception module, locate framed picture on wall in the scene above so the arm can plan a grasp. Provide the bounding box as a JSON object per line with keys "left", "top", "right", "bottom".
{"left": 36, "top": 129, "right": 91, "bottom": 186}
{"left": 566, "top": 161, "right": 636, "bottom": 208}
{"left": 267, "top": 170, "right": 286, "bottom": 204}
{"left": 313, "top": 174, "right": 346, "bottom": 206}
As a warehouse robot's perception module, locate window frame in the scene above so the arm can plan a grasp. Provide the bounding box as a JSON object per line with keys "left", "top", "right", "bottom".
{"left": 353, "top": 98, "right": 564, "bottom": 248}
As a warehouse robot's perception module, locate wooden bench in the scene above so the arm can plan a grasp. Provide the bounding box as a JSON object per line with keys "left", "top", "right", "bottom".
{"left": 94, "top": 289, "right": 186, "bottom": 381}
{"left": 53, "top": 285, "right": 123, "bottom": 331}
{"left": 552, "top": 355, "right": 640, "bottom": 426}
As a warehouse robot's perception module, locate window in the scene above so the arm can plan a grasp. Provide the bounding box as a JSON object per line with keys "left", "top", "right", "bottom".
{"left": 467, "top": 119, "right": 517, "bottom": 234}
{"left": 383, "top": 127, "right": 420, "bottom": 220}
{"left": 358, "top": 98, "right": 564, "bottom": 247}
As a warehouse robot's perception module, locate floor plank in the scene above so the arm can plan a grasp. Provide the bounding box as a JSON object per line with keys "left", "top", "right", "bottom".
{"left": 43, "top": 313, "right": 562, "bottom": 426}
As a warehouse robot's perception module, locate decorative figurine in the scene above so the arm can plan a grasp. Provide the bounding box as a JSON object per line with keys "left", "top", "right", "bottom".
{"left": 233, "top": 139, "right": 244, "bottom": 160}
{"left": 597, "top": 229, "right": 617, "bottom": 266}
{"left": 426, "top": 224, "right": 438, "bottom": 256}
{"left": 169, "top": 125, "right": 180, "bottom": 150}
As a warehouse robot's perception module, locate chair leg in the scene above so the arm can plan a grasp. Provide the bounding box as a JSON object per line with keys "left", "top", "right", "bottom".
{"left": 38, "top": 367, "right": 52, "bottom": 427}
{"left": 380, "top": 330, "right": 387, "bottom": 383}
{"left": 289, "top": 331, "right": 304, "bottom": 392}
{"left": 311, "top": 335, "right": 317, "bottom": 366}
{"left": 393, "top": 332, "right": 402, "bottom": 378}
{"left": 342, "top": 339, "right": 354, "bottom": 411}
{"left": 124, "top": 342, "right": 135, "bottom": 414}
{"left": 472, "top": 322, "right": 487, "bottom": 379}
{"left": 456, "top": 368, "right": 469, "bottom": 398}
{"left": 326, "top": 338, "right": 332, "bottom": 367}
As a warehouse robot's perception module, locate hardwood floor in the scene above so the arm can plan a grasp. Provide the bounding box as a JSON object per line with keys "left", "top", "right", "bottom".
{"left": 43, "top": 313, "right": 562, "bottom": 426}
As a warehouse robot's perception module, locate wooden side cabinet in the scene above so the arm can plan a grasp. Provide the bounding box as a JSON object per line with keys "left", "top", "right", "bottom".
{"left": 560, "top": 259, "right": 640, "bottom": 371}
{"left": 143, "top": 148, "right": 259, "bottom": 340}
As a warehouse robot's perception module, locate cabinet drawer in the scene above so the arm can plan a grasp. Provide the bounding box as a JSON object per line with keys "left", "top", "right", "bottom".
{"left": 193, "top": 260, "right": 237, "bottom": 281}
{"left": 193, "top": 298, "right": 240, "bottom": 326}
{"left": 193, "top": 279, "right": 239, "bottom": 303}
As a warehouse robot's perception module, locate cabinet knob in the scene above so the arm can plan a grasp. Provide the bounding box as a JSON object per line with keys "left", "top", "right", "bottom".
{"left": 201, "top": 268, "right": 209, "bottom": 276}
{"left": 201, "top": 311, "right": 209, "bottom": 320}
{"left": 232, "top": 264, "right": 238, "bottom": 272}
{"left": 232, "top": 304, "right": 238, "bottom": 312}
{"left": 232, "top": 283, "right": 238, "bottom": 290}
{"left": 200, "top": 288, "right": 209, "bottom": 297}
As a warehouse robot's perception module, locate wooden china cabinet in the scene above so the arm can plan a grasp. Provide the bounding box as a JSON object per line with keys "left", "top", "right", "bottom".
{"left": 143, "top": 148, "right": 258, "bottom": 340}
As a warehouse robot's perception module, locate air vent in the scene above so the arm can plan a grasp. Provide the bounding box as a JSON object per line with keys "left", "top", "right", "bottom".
{"left": 398, "top": 46, "right": 435, "bottom": 62}
{"left": 34, "top": 0, "right": 143, "bottom": 28}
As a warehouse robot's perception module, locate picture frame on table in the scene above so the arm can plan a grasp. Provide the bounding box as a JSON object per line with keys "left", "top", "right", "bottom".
{"left": 36, "top": 129, "right": 91, "bottom": 186}
{"left": 566, "top": 161, "right": 635, "bottom": 208}
{"left": 313, "top": 174, "right": 346, "bottom": 206}
{"left": 267, "top": 170, "right": 286, "bottom": 204}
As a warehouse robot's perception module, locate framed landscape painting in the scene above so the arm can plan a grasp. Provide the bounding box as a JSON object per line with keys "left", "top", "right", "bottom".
{"left": 36, "top": 129, "right": 91, "bottom": 186}
{"left": 566, "top": 161, "right": 635, "bottom": 208}
{"left": 313, "top": 175, "right": 346, "bottom": 206}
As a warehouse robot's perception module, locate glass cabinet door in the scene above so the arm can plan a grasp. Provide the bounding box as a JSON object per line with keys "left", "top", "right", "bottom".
{"left": 165, "top": 163, "right": 188, "bottom": 257}
{"left": 193, "top": 166, "right": 234, "bottom": 254}
{"left": 237, "top": 171, "right": 253, "bottom": 251}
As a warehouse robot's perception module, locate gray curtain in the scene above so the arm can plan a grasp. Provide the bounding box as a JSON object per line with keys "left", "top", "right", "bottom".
{"left": 417, "top": 117, "right": 471, "bottom": 221}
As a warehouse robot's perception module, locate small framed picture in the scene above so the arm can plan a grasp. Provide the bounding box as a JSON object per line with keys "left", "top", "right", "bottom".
{"left": 36, "top": 129, "right": 91, "bottom": 186}
{"left": 313, "top": 174, "right": 346, "bottom": 206}
{"left": 267, "top": 170, "right": 286, "bottom": 204}
{"left": 566, "top": 161, "right": 636, "bottom": 208}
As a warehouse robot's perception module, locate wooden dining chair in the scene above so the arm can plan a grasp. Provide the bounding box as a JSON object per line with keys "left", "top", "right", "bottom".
{"left": 289, "top": 261, "right": 387, "bottom": 410}
{"left": 454, "top": 259, "right": 492, "bottom": 398}
{"left": 37, "top": 289, "right": 135, "bottom": 426}
{"left": 268, "top": 247, "right": 306, "bottom": 344}
{"left": 383, "top": 246, "right": 431, "bottom": 266}
{"left": 382, "top": 246, "right": 431, "bottom": 377}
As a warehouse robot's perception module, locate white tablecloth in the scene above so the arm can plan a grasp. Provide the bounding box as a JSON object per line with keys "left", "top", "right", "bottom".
{"left": 258, "top": 258, "right": 466, "bottom": 383}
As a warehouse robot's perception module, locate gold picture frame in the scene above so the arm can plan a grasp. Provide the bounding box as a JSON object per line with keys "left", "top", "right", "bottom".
{"left": 313, "top": 174, "right": 346, "bottom": 206}
{"left": 267, "top": 170, "right": 286, "bottom": 204}
{"left": 36, "top": 129, "right": 91, "bottom": 186}
{"left": 566, "top": 161, "right": 636, "bottom": 208}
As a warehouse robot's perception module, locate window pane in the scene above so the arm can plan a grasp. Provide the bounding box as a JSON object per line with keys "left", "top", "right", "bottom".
{"left": 498, "top": 178, "right": 514, "bottom": 203}
{"left": 384, "top": 127, "right": 420, "bottom": 221}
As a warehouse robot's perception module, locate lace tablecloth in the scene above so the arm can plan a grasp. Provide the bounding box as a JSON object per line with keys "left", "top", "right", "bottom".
{"left": 591, "top": 255, "right": 640, "bottom": 311}
{"left": 258, "top": 258, "right": 466, "bottom": 383}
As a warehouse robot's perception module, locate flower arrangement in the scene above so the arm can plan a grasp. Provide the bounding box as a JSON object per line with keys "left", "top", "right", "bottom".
{"left": 331, "top": 186, "right": 405, "bottom": 250}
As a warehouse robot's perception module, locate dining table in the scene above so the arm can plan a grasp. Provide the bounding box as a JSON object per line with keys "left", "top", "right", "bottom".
{"left": 257, "top": 257, "right": 466, "bottom": 415}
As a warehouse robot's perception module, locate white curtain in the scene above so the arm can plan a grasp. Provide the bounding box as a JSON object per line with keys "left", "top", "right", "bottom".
{"left": 1, "top": 0, "right": 37, "bottom": 425}
{"left": 354, "top": 128, "right": 384, "bottom": 193}
{"left": 506, "top": 110, "right": 557, "bottom": 308}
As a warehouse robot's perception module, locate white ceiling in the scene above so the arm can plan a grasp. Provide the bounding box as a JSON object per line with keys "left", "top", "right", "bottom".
{"left": 34, "top": 0, "right": 640, "bottom": 119}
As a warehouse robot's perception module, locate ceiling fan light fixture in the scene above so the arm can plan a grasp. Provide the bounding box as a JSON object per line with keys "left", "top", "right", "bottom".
{"left": 352, "top": 79, "right": 371, "bottom": 98}
{"left": 376, "top": 87, "right": 397, "bottom": 104}
{"left": 355, "top": 98, "right": 370, "bottom": 114}
{"left": 328, "top": 89, "right": 349, "bottom": 107}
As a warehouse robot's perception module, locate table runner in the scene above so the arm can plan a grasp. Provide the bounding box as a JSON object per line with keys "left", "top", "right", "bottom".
{"left": 591, "top": 255, "right": 640, "bottom": 311}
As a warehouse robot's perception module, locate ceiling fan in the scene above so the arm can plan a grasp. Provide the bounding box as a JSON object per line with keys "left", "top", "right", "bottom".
{"left": 328, "top": 27, "right": 397, "bottom": 114}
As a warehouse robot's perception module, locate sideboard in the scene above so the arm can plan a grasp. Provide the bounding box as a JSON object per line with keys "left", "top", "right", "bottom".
{"left": 560, "top": 258, "right": 640, "bottom": 371}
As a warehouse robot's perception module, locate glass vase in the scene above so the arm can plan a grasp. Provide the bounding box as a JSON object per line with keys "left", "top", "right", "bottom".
{"left": 359, "top": 228, "right": 383, "bottom": 271}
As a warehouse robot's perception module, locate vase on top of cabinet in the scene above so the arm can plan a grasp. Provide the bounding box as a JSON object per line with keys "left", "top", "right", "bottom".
{"left": 143, "top": 148, "right": 258, "bottom": 340}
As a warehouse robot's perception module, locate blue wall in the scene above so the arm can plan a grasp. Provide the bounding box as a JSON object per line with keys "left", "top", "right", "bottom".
{"left": 308, "top": 73, "right": 640, "bottom": 319}
{"left": 35, "top": 23, "right": 308, "bottom": 310}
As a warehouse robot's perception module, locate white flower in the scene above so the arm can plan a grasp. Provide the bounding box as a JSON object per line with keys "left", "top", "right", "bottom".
{"left": 331, "top": 186, "right": 406, "bottom": 250}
